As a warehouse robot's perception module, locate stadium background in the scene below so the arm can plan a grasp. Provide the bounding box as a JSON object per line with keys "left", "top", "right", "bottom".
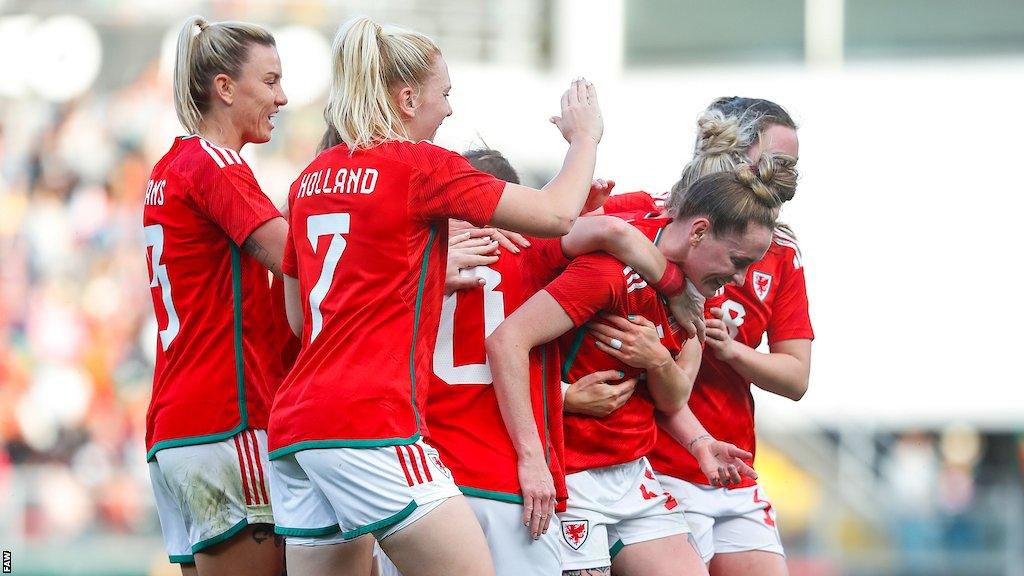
{"left": 1, "top": 0, "right": 1022, "bottom": 574}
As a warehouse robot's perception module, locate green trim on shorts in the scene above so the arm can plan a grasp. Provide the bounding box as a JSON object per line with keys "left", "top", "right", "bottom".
{"left": 341, "top": 501, "right": 419, "bottom": 540}
{"left": 268, "top": 433, "right": 421, "bottom": 460}
{"left": 407, "top": 226, "right": 437, "bottom": 438}
{"left": 275, "top": 524, "right": 342, "bottom": 537}
{"left": 192, "top": 518, "right": 249, "bottom": 553}
{"left": 561, "top": 329, "right": 588, "bottom": 381}
{"left": 168, "top": 554, "right": 195, "bottom": 564}
{"left": 146, "top": 244, "right": 250, "bottom": 462}
{"left": 147, "top": 422, "right": 248, "bottom": 461}
{"left": 459, "top": 486, "right": 525, "bottom": 504}
{"left": 609, "top": 539, "right": 625, "bottom": 559}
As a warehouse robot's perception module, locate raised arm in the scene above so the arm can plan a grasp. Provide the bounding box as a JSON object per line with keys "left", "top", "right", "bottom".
{"left": 487, "top": 79, "right": 603, "bottom": 237}
{"left": 559, "top": 216, "right": 705, "bottom": 340}
{"left": 485, "top": 290, "right": 575, "bottom": 540}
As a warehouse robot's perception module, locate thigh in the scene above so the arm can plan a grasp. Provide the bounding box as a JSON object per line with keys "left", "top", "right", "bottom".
{"left": 468, "top": 497, "right": 561, "bottom": 576}
{"left": 194, "top": 523, "right": 284, "bottom": 576}
{"left": 709, "top": 550, "right": 788, "bottom": 576}
{"left": 380, "top": 496, "right": 495, "bottom": 576}
{"left": 269, "top": 453, "right": 345, "bottom": 543}
{"left": 286, "top": 534, "right": 375, "bottom": 576}
{"left": 611, "top": 533, "right": 707, "bottom": 576}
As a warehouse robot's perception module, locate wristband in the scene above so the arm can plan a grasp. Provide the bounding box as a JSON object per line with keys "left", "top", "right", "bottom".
{"left": 653, "top": 264, "right": 685, "bottom": 298}
{"left": 561, "top": 381, "right": 571, "bottom": 401}
{"left": 687, "top": 434, "right": 713, "bottom": 452}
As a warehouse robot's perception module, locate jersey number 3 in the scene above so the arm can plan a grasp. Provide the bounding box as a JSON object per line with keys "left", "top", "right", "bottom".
{"left": 434, "top": 266, "right": 505, "bottom": 385}
{"left": 144, "top": 224, "right": 180, "bottom": 351}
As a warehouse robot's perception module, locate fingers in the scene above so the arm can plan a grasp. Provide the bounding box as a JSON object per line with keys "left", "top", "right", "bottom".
{"left": 586, "top": 81, "right": 598, "bottom": 107}
{"left": 726, "top": 445, "right": 754, "bottom": 461}
{"left": 447, "top": 230, "right": 472, "bottom": 246}
{"left": 625, "top": 314, "right": 656, "bottom": 328}
{"left": 709, "top": 307, "right": 725, "bottom": 320}
{"left": 446, "top": 275, "right": 485, "bottom": 293}
{"left": 575, "top": 369, "right": 625, "bottom": 387}
{"left": 736, "top": 461, "right": 758, "bottom": 480}
{"left": 570, "top": 78, "right": 583, "bottom": 108}
{"left": 560, "top": 87, "right": 570, "bottom": 114}
{"left": 695, "top": 319, "right": 707, "bottom": 343}
{"left": 452, "top": 253, "right": 500, "bottom": 270}
{"left": 593, "top": 339, "right": 629, "bottom": 363}
{"left": 499, "top": 229, "right": 531, "bottom": 249}
{"left": 586, "top": 320, "right": 628, "bottom": 341}
{"left": 596, "top": 312, "right": 635, "bottom": 331}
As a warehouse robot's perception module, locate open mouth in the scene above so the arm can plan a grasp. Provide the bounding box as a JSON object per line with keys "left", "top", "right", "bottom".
{"left": 268, "top": 112, "right": 277, "bottom": 128}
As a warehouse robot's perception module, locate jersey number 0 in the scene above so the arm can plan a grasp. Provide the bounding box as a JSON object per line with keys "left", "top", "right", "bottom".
{"left": 433, "top": 266, "right": 505, "bottom": 385}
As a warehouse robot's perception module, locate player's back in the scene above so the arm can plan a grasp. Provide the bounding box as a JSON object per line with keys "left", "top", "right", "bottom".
{"left": 143, "top": 136, "right": 280, "bottom": 459}
{"left": 270, "top": 140, "right": 504, "bottom": 458}
{"left": 427, "top": 244, "right": 568, "bottom": 506}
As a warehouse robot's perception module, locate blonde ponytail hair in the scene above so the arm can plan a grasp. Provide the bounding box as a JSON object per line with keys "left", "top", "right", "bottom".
{"left": 173, "top": 15, "right": 275, "bottom": 134}
{"left": 319, "top": 16, "right": 440, "bottom": 152}
{"left": 669, "top": 152, "right": 798, "bottom": 238}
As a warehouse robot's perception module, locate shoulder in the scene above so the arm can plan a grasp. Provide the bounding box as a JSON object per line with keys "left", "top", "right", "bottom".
{"left": 171, "top": 136, "right": 254, "bottom": 182}
{"left": 376, "top": 140, "right": 460, "bottom": 172}
{"left": 769, "top": 231, "right": 804, "bottom": 271}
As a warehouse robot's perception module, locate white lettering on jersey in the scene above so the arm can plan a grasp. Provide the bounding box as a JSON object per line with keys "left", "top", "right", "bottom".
{"left": 720, "top": 299, "right": 746, "bottom": 339}
{"left": 297, "top": 167, "right": 379, "bottom": 199}
{"left": 144, "top": 179, "right": 166, "bottom": 206}
{"left": 434, "top": 266, "right": 505, "bottom": 385}
{"left": 623, "top": 265, "right": 648, "bottom": 293}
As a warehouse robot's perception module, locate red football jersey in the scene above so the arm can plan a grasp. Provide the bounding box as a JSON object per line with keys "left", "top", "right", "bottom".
{"left": 601, "top": 191, "right": 659, "bottom": 216}
{"left": 142, "top": 136, "right": 282, "bottom": 460}
{"left": 648, "top": 234, "right": 814, "bottom": 488}
{"left": 269, "top": 141, "right": 505, "bottom": 458}
{"left": 426, "top": 240, "right": 568, "bottom": 508}
{"left": 546, "top": 218, "right": 684, "bottom": 474}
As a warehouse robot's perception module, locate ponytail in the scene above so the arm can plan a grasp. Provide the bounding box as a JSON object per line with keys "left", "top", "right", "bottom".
{"left": 321, "top": 16, "right": 440, "bottom": 151}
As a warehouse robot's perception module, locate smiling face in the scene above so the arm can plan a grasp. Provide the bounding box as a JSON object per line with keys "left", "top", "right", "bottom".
{"left": 399, "top": 55, "right": 452, "bottom": 142}
{"left": 660, "top": 219, "right": 773, "bottom": 297}
{"left": 232, "top": 43, "right": 288, "bottom": 145}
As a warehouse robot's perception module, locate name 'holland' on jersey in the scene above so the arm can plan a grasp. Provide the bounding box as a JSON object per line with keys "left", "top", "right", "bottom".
{"left": 295, "top": 166, "right": 379, "bottom": 199}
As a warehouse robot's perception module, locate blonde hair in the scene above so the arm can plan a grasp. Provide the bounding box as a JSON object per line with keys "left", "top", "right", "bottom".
{"left": 318, "top": 16, "right": 441, "bottom": 152}
{"left": 173, "top": 15, "right": 275, "bottom": 134}
{"left": 669, "top": 152, "right": 798, "bottom": 238}
{"left": 671, "top": 97, "right": 799, "bottom": 238}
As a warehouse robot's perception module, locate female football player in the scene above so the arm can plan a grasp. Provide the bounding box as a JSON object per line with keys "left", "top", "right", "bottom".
{"left": 143, "top": 15, "right": 289, "bottom": 576}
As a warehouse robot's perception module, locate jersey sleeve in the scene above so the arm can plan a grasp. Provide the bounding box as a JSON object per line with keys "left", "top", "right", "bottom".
{"left": 602, "top": 191, "right": 657, "bottom": 215}
{"left": 517, "top": 237, "right": 570, "bottom": 295}
{"left": 192, "top": 162, "right": 282, "bottom": 246}
{"left": 411, "top": 145, "right": 506, "bottom": 226}
{"left": 543, "top": 254, "right": 623, "bottom": 327}
{"left": 767, "top": 249, "right": 814, "bottom": 343}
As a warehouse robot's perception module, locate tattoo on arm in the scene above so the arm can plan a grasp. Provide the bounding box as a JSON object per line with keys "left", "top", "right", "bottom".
{"left": 242, "top": 236, "right": 281, "bottom": 276}
{"left": 563, "top": 569, "right": 611, "bottom": 576}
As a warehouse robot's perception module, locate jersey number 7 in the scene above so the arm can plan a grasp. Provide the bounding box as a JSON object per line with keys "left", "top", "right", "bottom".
{"left": 306, "top": 213, "right": 350, "bottom": 342}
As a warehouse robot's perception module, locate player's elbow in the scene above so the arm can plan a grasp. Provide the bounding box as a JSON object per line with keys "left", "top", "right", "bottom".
{"left": 653, "top": 387, "right": 690, "bottom": 414}
{"left": 786, "top": 379, "right": 809, "bottom": 401}
{"left": 485, "top": 324, "right": 513, "bottom": 359}
{"left": 533, "top": 213, "right": 576, "bottom": 237}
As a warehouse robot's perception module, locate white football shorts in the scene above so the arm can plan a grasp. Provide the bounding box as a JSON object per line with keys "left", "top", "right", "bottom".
{"left": 269, "top": 439, "right": 460, "bottom": 545}
{"left": 657, "top": 474, "right": 784, "bottom": 562}
{"left": 466, "top": 496, "right": 562, "bottom": 576}
{"left": 148, "top": 428, "right": 274, "bottom": 564}
{"left": 559, "top": 457, "right": 690, "bottom": 571}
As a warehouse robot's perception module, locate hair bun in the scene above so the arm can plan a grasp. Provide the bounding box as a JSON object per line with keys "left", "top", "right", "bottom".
{"left": 694, "top": 110, "right": 744, "bottom": 157}
{"left": 735, "top": 152, "right": 798, "bottom": 207}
